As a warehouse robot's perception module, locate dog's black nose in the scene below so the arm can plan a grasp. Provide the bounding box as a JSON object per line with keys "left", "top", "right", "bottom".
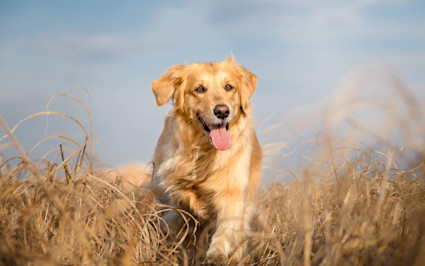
{"left": 214, "top": 105, "right": 230, "bottom": 120}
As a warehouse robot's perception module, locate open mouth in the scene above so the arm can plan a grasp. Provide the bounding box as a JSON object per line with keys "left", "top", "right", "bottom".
{"left": 197, "top": 116, "right": 232, "bottom": 151}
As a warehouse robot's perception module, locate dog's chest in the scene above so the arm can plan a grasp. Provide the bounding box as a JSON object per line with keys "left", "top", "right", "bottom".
{"left": 182, "top": 148, "right": 229, "bottom": 182}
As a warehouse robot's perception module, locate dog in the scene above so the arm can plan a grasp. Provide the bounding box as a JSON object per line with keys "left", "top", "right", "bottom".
{"left": 150, "top": 57, "right": 262, "bottom": 263}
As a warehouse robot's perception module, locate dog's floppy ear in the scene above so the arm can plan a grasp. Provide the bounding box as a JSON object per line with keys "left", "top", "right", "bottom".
{"left": 239, "top": 65, "right": 258, "bottom": 113}
{"left": 151, "top": 65, "right": 184, "bottom": 106}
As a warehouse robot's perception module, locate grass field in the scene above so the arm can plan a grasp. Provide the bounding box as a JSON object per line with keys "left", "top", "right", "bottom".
{"left": 1, "top": 83, "right": 424, "bottom": 265}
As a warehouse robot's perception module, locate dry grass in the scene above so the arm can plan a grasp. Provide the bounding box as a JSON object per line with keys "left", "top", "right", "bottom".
{"left": 1, "top": 78, "right": 425, "bottom": 265}
{"left": 249, "top": 140, "right": 425, "bottom": 266}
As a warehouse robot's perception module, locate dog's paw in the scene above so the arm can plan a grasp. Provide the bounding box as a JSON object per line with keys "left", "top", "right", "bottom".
{"left": 202, "top": 253, "right": 228, "bottom": 266}
{"left": 203, "top": 240, "right": 231, "bottom": 265}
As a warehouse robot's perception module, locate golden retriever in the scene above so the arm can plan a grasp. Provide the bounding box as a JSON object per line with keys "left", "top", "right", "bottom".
{"left": 151, "top": 57, "right": 262, "bottom": 263}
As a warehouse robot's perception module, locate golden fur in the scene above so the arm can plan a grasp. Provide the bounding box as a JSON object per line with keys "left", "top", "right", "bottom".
{"left": 151, "top": 58, "right": 262, "bottom": 262}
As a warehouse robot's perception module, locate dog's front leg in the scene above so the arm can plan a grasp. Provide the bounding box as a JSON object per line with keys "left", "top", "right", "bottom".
{"left": 205, "top": 190, "right": 247, "bottom": 263}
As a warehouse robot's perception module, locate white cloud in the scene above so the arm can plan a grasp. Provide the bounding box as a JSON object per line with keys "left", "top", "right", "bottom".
{"left": 30, "top": 32, "right": 148, "bottom": 63}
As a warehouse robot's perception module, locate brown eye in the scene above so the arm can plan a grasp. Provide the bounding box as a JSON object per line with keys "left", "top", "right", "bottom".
{"left": 195, "top": 86, "right": 206, "bottom": 93}
{"left": 225, "top": 84, "right": 234, "bottom": 91}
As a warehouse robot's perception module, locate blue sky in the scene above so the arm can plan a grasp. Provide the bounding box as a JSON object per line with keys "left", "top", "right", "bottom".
{"left": 1, "top": 0, "right": 425, "bottom": 170}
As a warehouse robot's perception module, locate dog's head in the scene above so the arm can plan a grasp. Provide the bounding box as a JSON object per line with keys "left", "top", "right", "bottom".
{"left": 151, "top": 57, "right": 257, "bottom": 151}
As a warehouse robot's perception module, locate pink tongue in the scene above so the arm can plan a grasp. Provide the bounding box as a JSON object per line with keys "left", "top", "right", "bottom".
{"left": 209, "top": 124, "right": 232, "bottom": 151}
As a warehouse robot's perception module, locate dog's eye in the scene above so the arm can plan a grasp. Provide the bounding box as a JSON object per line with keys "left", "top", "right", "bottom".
{"left": 195, "top": 86, "right": 206, "bottom": 93}
{"left": 225, "top": 84, "right": 234, "bottom": 91}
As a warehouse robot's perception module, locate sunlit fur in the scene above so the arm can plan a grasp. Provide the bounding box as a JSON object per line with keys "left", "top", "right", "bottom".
{"left": 151, "top": 58, "right": 262, "bottom": 261}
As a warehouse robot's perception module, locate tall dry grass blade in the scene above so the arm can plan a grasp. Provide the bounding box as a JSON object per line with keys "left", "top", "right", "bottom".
{"left": 0, "top": 112, "right": 88, "bottom": 142}
{"left": 44, "top": 91, "right": 94, "bottom": 168}
{"left": 73, "top": 136, "right": 87, "bottom": 179}
{"left": 0, "top": 115, "right": 26, "bottom": 157}
{"left": 0, "top": 115, "right": 40, "bottom": 180}
{"left": 59, "top": 143, "right": 72, "bottom": 184}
